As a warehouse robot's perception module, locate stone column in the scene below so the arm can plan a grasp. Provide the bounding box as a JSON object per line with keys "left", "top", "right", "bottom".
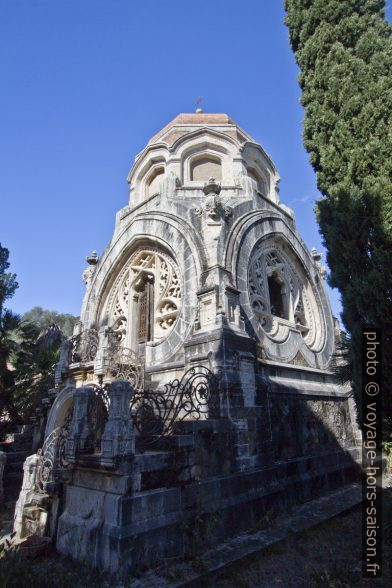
{"left": 13, "top": 453, "right": 40, "bottom": 537}
{"left": 93, "top": 326, "right": 111, "bottom": 376}
{"left": 65, "top": 386, "right": 95, "bottom": 461}
{"left": 101, "top": 380, "right": 135, "bottom": 464}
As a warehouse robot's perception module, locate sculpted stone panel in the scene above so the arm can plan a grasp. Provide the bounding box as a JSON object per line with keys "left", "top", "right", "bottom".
{"left": 104, "top": 248, "right": 181, "bottom": 346}
{"left": 269, "top": 395, "right": 355, "bottom": 461}
{"left": 248, "top": 243, "right": 322, "bottom": 350}
{"left": 229, "top": 213, "right": 334, "bottom": 367}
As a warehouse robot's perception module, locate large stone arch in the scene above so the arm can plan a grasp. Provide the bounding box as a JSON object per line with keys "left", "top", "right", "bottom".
{"left": 81, "top": 213, "right": 203, "bottom": 365}
{"left": 226, "top": 211, "right": 335, "bottom": 369}
{"left": 45, "top": 386, "right": 75, "bottom": 438}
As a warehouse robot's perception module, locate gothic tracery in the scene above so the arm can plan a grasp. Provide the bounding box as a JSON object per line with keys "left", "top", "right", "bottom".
{"left": 105, "top": 248, "right": 181, "bottom": 346}
{"left": 248, "top": 245, "right": 319, "bottom": 346}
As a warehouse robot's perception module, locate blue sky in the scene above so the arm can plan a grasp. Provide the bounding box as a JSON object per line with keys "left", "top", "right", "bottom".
{"left": 1, "top": 1, "right": 391, "bottom": 320}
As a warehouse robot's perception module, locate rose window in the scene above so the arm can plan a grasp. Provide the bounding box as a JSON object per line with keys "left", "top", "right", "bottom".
{"left": 248, "top": 246, "right": 319, "bottom": 345}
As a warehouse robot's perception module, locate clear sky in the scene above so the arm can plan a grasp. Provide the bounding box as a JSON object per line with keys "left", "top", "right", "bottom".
{"left": 1, "top": 1, "right": 391, "bottom": 320}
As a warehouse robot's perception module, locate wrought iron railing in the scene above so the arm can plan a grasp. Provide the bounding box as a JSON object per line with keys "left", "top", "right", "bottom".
{"left": 39, "top": 365, "right": 220, "bottom": 476}
{"left": 91, "top": 366, "right": 220, "bottom": 450}
{"left": 68, "top": 328, "right": 99, "bottom": 364}
{"left": 103, "top": 332, "right": 144, "bottom": 392}
{"left": 130, "top": 366, "right": 220, "bottom": 448}
{"left": 35, "top": 411, "right": 72, "bottom": 493}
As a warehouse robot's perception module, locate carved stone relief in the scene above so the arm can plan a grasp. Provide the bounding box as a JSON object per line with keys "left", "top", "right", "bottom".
{"left": 248, "top": 244, "right": 321, "bottom": 349}
{"left": 104, "top": 248, "right": 181, "bottom": 345}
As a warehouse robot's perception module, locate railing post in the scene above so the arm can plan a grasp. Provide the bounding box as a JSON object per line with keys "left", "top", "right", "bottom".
{"left": 101, "top": 380, "right": 135, "bottom": 464}
{"left": 65, "top": 386, "right": 95, "bottom": 461}
{"left": 93, "top": 326, "right": 111, "bottom": 377}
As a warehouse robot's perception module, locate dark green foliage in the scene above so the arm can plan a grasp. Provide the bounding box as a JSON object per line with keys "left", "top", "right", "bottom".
{"left": 0, "top": 309, "right": 22, "bottom": 428}
{"left": 23, "top": 306, "right": 79, "bottom": 338}
{"left": 10, "top": 321, "right": 62, "bottom": 427}
{"left": 0, "top": 244, "right": 18, "bottom": 316}
{"left": 285, "top": 0, "right": 392, "bottom": 412}
{"left": 0, "top": 319, "right": 64, "bottom": 438}
{"left": 0, "top": 245, "right": 78, "bottom": 437}
{"left": 0, "top": 245, "right": 21, "bottom": 431}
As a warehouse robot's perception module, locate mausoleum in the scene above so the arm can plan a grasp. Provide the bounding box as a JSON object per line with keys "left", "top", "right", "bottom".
{"left": 14, "top": 112, "right": 361, "bottom": 573}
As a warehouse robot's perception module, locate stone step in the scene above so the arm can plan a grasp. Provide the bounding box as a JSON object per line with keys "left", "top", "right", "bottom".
{"left": 174, "top": 418, "right": 230, "bottom": 435}
{"left": 0, "top": 438, "right": 33, "bottom": 453}
{"left": 2, "top": 472, "right": 23, "bottom": 499}
{"left": 130, "top": 479, "right": 392, "bottom": 588}
{"left": 141, "top": 434, "right": 194, "bottom": 451}
{"left": 4, "top": 461, "right": 26, "bottom": 476}
{"left": 135, "top": 451, "right": 172, "bottom": 471}
{"left": 174, "top": 419, "right": 216, "bottom": 434}
{"left": 0, "top": 441, "right": 16, "bottom": 453}
{"left": 2, "top": 450, "right": 30, "bottom": 464}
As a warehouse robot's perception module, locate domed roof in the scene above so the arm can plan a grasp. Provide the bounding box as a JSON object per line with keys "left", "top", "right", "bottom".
{"left": 147, "top": 112, "right": 255, "bottom": 147}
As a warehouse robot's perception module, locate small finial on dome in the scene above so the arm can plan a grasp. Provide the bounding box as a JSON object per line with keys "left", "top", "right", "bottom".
{"left": 195, "top": 96, "right": 203, "bottom": 113}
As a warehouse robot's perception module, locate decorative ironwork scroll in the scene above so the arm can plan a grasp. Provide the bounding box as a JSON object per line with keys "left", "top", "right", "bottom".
{"left": 69, "top": 328, "right": 99, "bottom": 364}
{"left": 103, "top": 332, "right": 144, "bottom": 392}
{"left": 36, "top": 411, "right": 72, "bottom": 493}
{"left": 63, "top": 366, "right": 219, "bottom": 456}
{"left": 130, "top": 366, "right": 220, "bottom": 448}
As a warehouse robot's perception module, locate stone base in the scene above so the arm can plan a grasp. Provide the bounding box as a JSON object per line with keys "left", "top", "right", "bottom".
{"left": 56, "top": 447, "right": 361, "bottom": 575}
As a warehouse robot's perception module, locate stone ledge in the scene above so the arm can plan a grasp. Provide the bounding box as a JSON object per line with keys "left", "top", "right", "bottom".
{"left": 130, "top": 475, "right": 392, "bottom": 587}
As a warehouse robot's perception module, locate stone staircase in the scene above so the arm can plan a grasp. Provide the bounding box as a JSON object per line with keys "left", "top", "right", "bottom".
{"left": 0, "top": 426, "right": 34, "bottom": 501}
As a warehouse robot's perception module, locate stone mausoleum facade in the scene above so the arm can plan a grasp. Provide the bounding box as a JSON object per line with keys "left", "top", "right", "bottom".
{"left": 14, "top": 113, "right": 361, "bottom": 573}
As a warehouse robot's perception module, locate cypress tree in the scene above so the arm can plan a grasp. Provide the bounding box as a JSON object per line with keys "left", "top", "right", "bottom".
{"left": 284, "top": 0, "right": 392, "bottom": 414}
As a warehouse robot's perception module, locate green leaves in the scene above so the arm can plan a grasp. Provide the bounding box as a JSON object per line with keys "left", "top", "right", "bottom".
{"left": 0, "top": 244, "right": 78, "bottom": 438}
{"left": 0, "top": 244, "right": 18, "bottom": 316}
{"left": 23, "top": 306, "right": 78, "bottom": 339}
{"left": 285, "top": 0, "right": 392, "bottom": 410}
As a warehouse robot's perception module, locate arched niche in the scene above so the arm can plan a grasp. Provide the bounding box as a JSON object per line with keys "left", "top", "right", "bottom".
{"left": 82, "top": 215, "right": 202, "bottom": 365}
{"left": 99, "top": 246, "right": 182, "bottom": 355}
{"left": 176, "top": 131, "right": 235, "bottom": 185}
{"left": 146, "top": 166, "right": 165, "bottom": 197}
{"left": 44, "top": 386, "right": 75, "bottom": 438}
{"left": 247, "top": 167, "right": 267, "bottom": 196}
{"left": 267, "top": 272, "right": 288, "bottom": 320}
{"left": 230, "top": 215, "right": 334, "bottom": 367}
{"left": 190, "top": 155, "right": 222, "bottom": 181}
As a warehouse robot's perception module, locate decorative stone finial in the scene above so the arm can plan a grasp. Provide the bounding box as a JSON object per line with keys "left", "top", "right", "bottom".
{"left": 311, "top": 247, "right": 321, "bottom": 261}
{"left": 311, "top": 248, "right": 327, "bottom": 278}
{"left": 83, "top": 251, "right": 99, "bottom": 285}
{"left": 203, "top": 177, "right": 221, "bottom": 196}
{"left": 86, "top": 250, "right": 98, "bottom": 265}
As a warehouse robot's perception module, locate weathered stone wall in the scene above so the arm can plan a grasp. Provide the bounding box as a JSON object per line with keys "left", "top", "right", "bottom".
{"left": 56, "top": 439, "right": 360, "bottom": 574}
{"left": 269, "top": 395, "right": 356, "bottom": 461}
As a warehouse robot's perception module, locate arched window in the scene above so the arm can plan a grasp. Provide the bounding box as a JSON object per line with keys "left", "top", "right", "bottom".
{"left": 267, "top": 273, "right": 287, "bottom": 319}
{"left": 248, "top": 245, "right": 319, "bottom": 346}
{"left": 136, "top": 276, "right": 154, "bottom": 344}
{"left": 248, "top": 168, "right": 265, "bottom": 195}
{"left": 190, "top": 156, "right": 222, "bottom": 181}
{"left": 105, "top": 249, "right": 181, "bottom": 353}
{"left": 146, "top": 167, "right": 164, "bottom": 197}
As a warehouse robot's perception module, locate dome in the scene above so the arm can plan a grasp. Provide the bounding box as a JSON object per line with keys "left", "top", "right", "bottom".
{"left": 127, "top": 112, "right": 279, "bottom": 207}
